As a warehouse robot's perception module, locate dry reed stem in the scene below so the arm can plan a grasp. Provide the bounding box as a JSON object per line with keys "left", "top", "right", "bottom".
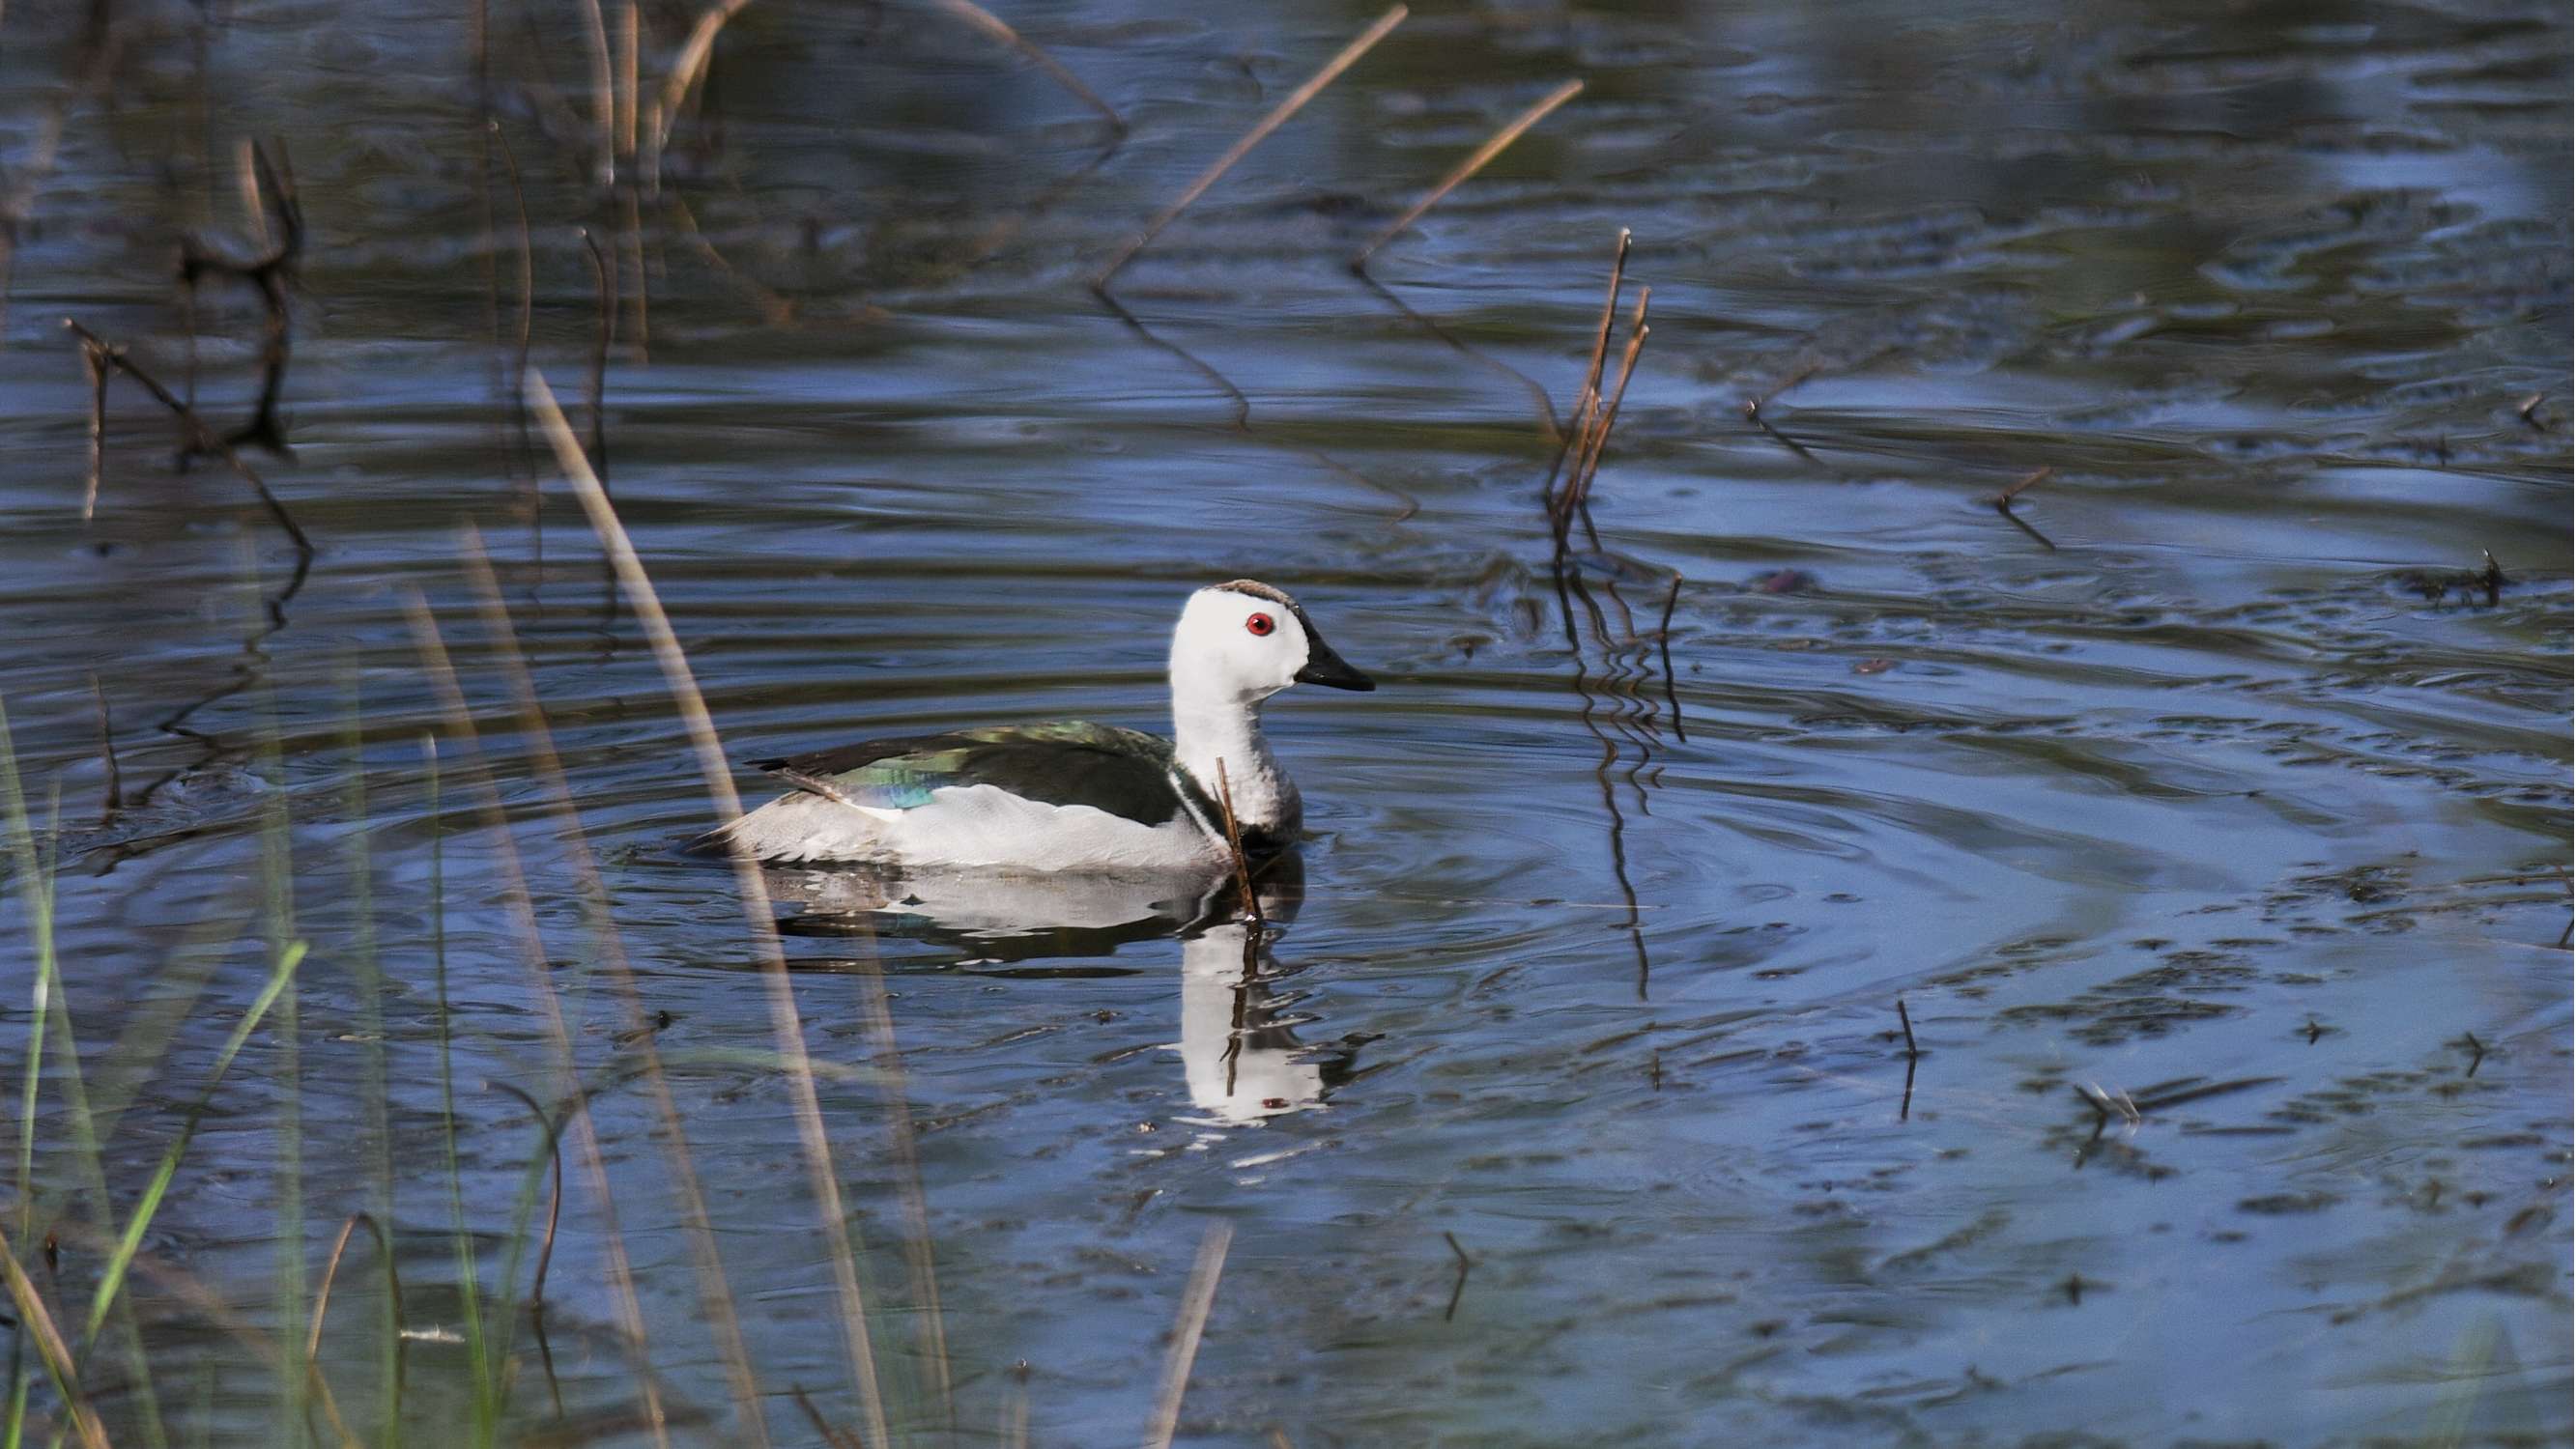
{"left": 403, "top": 596, "right": 680, "bottom": 1449}
{"left": 647, "top": 0, "right": 756, "bottom": 189}
{"left": 1094, "top": 5, "right": 1407, "bottom": 288}
{"left": 79, "top": 340, "right": 106, "bottom": 519}
{"left": 0, "top": 1219, "right": 110, "bottom": 1449}
{"left": 1141, "top": 1221, "right": 1233, "bottom": 1449}
{"left": 1993, "top": 466, "right": 2051, "bottom": 506}
{"left": 455, "top": 528, "right": 769, "bottom": 1448}
{"left": 527, "top": 367, "right": 890, "bottom": 1449}
{"left": 576, "top": 0, "right": 616, "bottom": 185}
{"left": 63, "top": 319, "right": 311, "bottom": 554}
{"left": 1556, "top": 286, "right": 1647, "bottom": 534}
{"left": 927, "top": 0, "right": 1125, "bottom": 134}
{"left": 1351, "top": 77, "right": 1582, "bottom": 270}
{"left": 1543, "top": 227, "right": 1629, "bottom": 501}
{"left": 616, "top": 0, "right": 640, "bottom": 159}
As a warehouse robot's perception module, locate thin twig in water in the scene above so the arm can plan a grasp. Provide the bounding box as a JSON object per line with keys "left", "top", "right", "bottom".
{"left": 64, "top": 318, "right": 312, "bottom": 554}
{"left": 1142, "top": 1222, "right": 1233, "bottom": 1449}
{"left": 1653, "top": 577, "right": 1684, "bottom": 743}
{"left": 1989, "top": 466, "right": 2058, "bottom": 550}
{"left": 580, "top": 227, "right": 615, "bottom": 482}
{"left": 528, "top": 368, "right": 888, "bottom": 1449}
{"left": 1993, "top": 466, "right": 2051, "bottom": 506}
{"left": 303, "top": 1212, "right": 404, "bottom": 1445}
{"left": 89, "top": 674, "right": 119, "bottom": 820}
{"left": 1351, "top": 78, "right": 1582, "bottom": 270}
{"left": 1214, "top": 757, "right": 1263, "bottom": 929}
{"left": 1442, "top": 1231, "right": 1473, "bottom": 1322}
{"left": 1896, "top": 998, "right": 1920, "bottom": 1059}
{"left": 1742, "top": 360, "right": 1818, "bottom": 418}
{"left": 926, "top": 0, "right": 1125, "bottom": 135}
{"left": 1350, "top": 269, "right": 1559, "bottom": 443}
{"left": 1094, "top": 5, "right": 1407, "bottom": 289}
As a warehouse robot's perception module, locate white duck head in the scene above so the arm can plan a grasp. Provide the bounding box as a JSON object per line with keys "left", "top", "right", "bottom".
{"left": 1165, "top": 581, "right": 1372, "bottom": 836}
{"left": 1167, "top": 580, "right": 1375, "bottom": 702}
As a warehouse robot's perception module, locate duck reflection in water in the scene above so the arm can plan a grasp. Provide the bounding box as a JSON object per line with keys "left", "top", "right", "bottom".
{"left": 770, "top": 852, "right": 1360, "bottom": 1124}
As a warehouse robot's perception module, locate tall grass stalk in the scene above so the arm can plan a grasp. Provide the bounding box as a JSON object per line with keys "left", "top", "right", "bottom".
{"left": 336, "top": 670, "right": 400, "bottom": 1445}
{"left": 404, "top": 596, "right": 675, "bottom": 1447}
{"left": 529, "top": 368, "right": 889, "bottom": 1446}
{"left": 244, "top": 562, "right": 306, "bottom": 1446}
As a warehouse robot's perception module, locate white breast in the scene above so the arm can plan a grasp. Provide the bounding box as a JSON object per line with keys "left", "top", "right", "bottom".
{"left": 721, "top": 782, "right": 1223, "bottom": 872}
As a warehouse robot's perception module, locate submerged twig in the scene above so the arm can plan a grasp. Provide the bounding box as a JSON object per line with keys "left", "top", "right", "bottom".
{"left": 926, "top": 0, "right": 1125, "bottom": 136}
{"left": 64, "top": 318, "right": 312, "bottom": 554}
{"left": 178, "top": 141, "right": 303, "bottom": 457}
{"left": 303, "top": 1212, "right": 405, "bottom": 1445}
{"left": 88, "top": 674, "right": 119, "bottom": 821}
{"left": 1351, "top": 78, "right": 1582, "bottom": 270}
{"left": 1094, "top": 5, "right": 1406, "bottom": 289}
{"left": 1442, "top": 1231, "right": 1473, "bottom": 1322}
{"left": 1989, "top": 466, "right": 2058, "bottom": 551}
{"left": 1142, "top": 1222, "right": 1233, "bottom": 1449}
{"left": 1653, "top": 577, "right": 1684, "bottom": 743}
{"left": 483, "top": 1081, "right": 567, "bottom": 1306}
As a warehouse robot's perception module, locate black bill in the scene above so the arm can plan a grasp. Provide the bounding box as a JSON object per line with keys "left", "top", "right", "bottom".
{"left": 1295, "top": 636, "right": 1377, "bottom": 691}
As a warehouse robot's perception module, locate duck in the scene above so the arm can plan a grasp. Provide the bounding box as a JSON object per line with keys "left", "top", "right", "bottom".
{"left": 709, "top": 580, "right": 1376, "bottom": 870}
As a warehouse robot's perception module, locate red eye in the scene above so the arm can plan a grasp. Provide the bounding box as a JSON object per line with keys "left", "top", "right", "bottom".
{"left": 1245, "top": 612, "right": 1275, "bottom": 637}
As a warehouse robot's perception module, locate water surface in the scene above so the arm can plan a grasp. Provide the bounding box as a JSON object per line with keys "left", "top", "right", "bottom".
{"left": 0, "top": 0, "right": 2566, "bottom": 1444}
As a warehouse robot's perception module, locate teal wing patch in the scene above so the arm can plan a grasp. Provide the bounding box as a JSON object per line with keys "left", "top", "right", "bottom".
{"left": 751, "top": 724, "right": 1188, "bottom": 826}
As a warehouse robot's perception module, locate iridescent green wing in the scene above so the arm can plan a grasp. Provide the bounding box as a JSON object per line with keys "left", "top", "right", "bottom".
{"left": 751, "top": 723, "right": 1188, "bottom": 826}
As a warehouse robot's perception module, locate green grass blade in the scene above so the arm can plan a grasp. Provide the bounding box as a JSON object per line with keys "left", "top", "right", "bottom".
{"left": 82, "top": 939, "right": 310, "bottom": 1343}
{"left": 424, "top": 737, "right": 495, "bottom": 1446}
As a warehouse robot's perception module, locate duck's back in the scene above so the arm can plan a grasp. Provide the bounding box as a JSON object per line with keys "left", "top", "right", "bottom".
{"left": 713, "top": 723, "right": 1224, "bottom": 871}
